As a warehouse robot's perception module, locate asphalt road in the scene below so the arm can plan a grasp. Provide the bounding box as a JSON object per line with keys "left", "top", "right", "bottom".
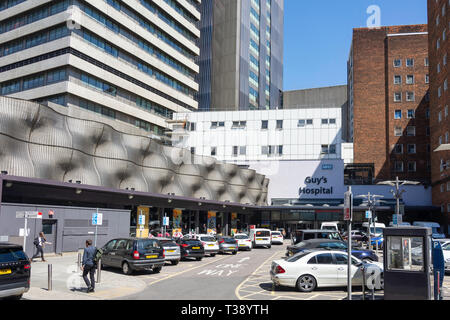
{"left": 122, "top": 243, "right": 286, "bottom": 300}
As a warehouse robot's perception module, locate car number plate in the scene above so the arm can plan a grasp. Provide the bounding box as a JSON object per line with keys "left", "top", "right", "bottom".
{"left": 239, "top": 244, "right": 246, "bottom": 246}
{"left": 167, "top": 250, "right": 175, "bottom": 253}
{"left": 146, "top": 255, "right": 158, "bottom": 259}
{"left": 256, "top": 238, "right": 264, "bottom": 240}
{"left": 208, "top": 244, "right": 214, "bottom": 247}
{"left": 0, "top": 269, "right": 11, "bottom": 275}
{"left": 192, "top": 247, "right": 200, "bottom": 249}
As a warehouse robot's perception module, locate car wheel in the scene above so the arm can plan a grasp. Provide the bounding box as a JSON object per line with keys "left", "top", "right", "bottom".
{"left": 232, "top": 251, "right": 237, "bottom": 255}
{"left": 153, "top": 266, "right": 162, "bottom": 273}
{"left": 210, "top": 253, "right": 216, "bottom": 257}
{"left": 248, "top": 247, "right": 252, "bottom": 251}
{"left": 122, "top": 262, "right": 132, "bottom": 275}
{"left": 196, "top": 257, "right": 202, "bottom": 261}
{"left": 171, "top": 260, "right": 179, "bottom": 265}
{"left": 268, "top": 245, "right": 272, "bottom": 249}
{"left": 296, "top": 275, "right": 317, "bottom": 293}
{"left": 6, "top": 294, "right": 22, "bottom": 300}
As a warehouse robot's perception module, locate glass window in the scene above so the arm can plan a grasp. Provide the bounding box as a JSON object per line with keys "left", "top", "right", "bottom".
{"left": 316, "top": 253, "right": 334, "bottom": 264}
{"left": 104, "top": 240, "right": 117, "bottom": 251}
{"left": 0, "top": 247, "right": 28, "bottom": 263}
{"left": 261, "top": 120, "right": 268, "bottom": 129}
{"left": 387, "top": 236, "right": 424, "bottom": 272}
{"left": 114, "top": 239, "right": 128, "bottom": 250}
{"left": 307, "top": 256, "right": 317, "bottom": 264}
{"left": 298, "top": 119, "right": 305, "bottom": 127}
{"left": 137, "top": 239, "right": 161, "bottom": 250}
{"left": 395, "top": 110, "right": 402, "bottom": 119}
{"left": 334, "top": 253, "right": 359, "bottom": 265}
{"left": 276, "top": 120, "right": 283, "bottom": 129}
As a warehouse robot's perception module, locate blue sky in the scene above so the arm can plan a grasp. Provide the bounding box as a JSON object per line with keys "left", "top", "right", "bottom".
{"left": 283, "top": 0, "right": 428, "bottom": 91}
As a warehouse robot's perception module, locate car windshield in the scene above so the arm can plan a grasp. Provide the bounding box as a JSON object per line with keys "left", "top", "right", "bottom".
{"left": 317, "top": 232, "right": 341, "bottom": 240}
{"left": 0, "top": 247, "right": 28, "bottom": 262}
{"left": 370, "top": 228, "right": 383, "bottom": 234}
{"left": 200, "top": 236, "right": 216, "bottom": 242}
{"left": 322, "top": 226, "right": 336, "bottom": 231}
{"left": 222, "top": 238, "right": 237, "bottom": 244}
{"left": 234, "top": 235, "right": 249, "bottom": 239}
{"left": 256, "top": 231, "right": 271, "bottom": 237}
{"left": 442, "top": 243, "right": 450, "bottom": 251}
{"left": 137, "top": 239, "right": 161, "bottom": 250}
{"left": 272, "top": 232, "right": 281, "bottom": 236}
{"left": 183, "top": 240, "right": 201, "bottom": 245}
{"left": 159, "top": 240, "right": 177, "bottom": 246}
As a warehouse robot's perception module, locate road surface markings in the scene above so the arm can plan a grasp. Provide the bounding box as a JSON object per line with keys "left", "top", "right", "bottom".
{"left": 235, "top": 250, "right": 282, "bottom": 300}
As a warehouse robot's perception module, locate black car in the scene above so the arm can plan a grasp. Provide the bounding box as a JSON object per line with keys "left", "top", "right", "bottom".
{"left": 101, "top": 238, "right": 165, "bottom": 275}
{"left": 177, "top": 238, "right": 205, "bottom": 261}
{"left": 0, "top": 243, "right": 31, "bottom": 300}
{"left": 291, "top": 229, "right": 343, "bottom": 245}
{"left": 286, "top": 239, "right": 379, "bottom": 262}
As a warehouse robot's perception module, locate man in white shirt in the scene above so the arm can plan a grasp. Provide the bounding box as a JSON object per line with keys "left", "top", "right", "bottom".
{"left": 31, "top": 232, "right": 47, "bottom": 262}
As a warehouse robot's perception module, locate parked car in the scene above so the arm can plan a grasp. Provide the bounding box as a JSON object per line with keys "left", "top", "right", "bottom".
{"left": 362, "top": 222, "right": 386, "bottom": 237}
{"left": 442, "top": 242, "right": 450, "bottom": 273}
{"left": 234, "top": 233, "right": 252, "bottom": 251}
{"left": 320, "top": 222, "right": 339, "bottom": 232}
{"left": 285, "top": 239, "right": 378, "bottom": 262}
{"left": 155, "top": 238, "right": 180, "bottom": 265}
{"left": 271, "top": 231, "right": 284, "bottom": 245}
{"left": 342, "top": 230, "right": 368, "bottom": 243}
{"left": 101, "top": 238, "right": 165, "bottom": 275}
{"left": 291, "top": 229, "right": 343, "bottom": 245}
{"left": 217, "top": 236, "right": 238, "bottom": 255}
{"left": 270, "top": 250, "right": 383, "bottom": 292}
{"left": 193, "top": 234, "right": 219, "bottom": 257}
{"left": 0, "top": 243, "right": 31, "bottom": 300}
{"left": 413, "top": 221, "right": 446, "bottom": 239}
{"left": 370, "top": 236, "right": 384, "bottom": 249}
{"left": 249, "top": 228, "right": 272, "bottom": 248}
{"left": 176, "top": 238, "right": 205, "bottom": 261}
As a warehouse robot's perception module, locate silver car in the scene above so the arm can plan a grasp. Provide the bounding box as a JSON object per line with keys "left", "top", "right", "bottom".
{"left": 218, "top": 236, "right": 238, "bottom": 255}
{"left": 156, "top": 237, "right": 181, "bottom": 265}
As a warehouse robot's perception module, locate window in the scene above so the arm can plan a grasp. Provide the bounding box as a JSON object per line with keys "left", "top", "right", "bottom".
{"left": 189, "top": 122, "right": 196, "bottom": 131}
{"left": 394, "top": 144, "right": 403, "bottom": 154}
{"left": 406, "top": 58, "right": 414, "bottom": 67}
{"left": 394, "top": 59, "right": 402, "bottom": 67}
{"left": 406, "top": 92, "right": 415, "bottom": 101}
{"left": 425, "top": 74, "right": 429, "bottom": 84}
{"left": 394, "top": 75, "right": 402, "bottom": 84}
{"left": 406, "top": 75, "right": 414, "bottom": 84}
{"left": 321, "top": 144, "right": 336, "bottom": 155}
{"left": 387, "top": 237, "right": 424, "bottom": 272}
{"left": 407, "top": 144, "right": 416, "bottom": 154}
{"left": 240, "top": 146, "right": 246, "bottom": 156}
{"left": 211, "top": 122, "right": 218, "bottom": 129}
{"left": 394, "top": 92, "right": 402, "bottom": 102}
{"left": 439, "top": 111, "right": 442, "bottom": 122}
{"left": 395, "top": 110, "right": 402, "bottom": 119}
{"left": 321, "top": 119, "right": 329, "bottom": 125}
{"left": 261, "top": 120, "right": 268, "bottom": 129}
{"left": 395, "top": 161, "right": 404, "bottom": 172}
{"left": 211, "top": 147, "right": 216, "bottom": 156}
{"left": 218, "top": 122, "right": 225, "bottom": 127}
{"left": 394, "top": 126, "right": 403, "bottom": 136}
{"left": 407, "top": 109, "right": 415, "bottom": 119}
{"left": 445, "top": 106, "right": 449, "bottom": 118}
{"left": 306, "top": 119, "right": 313, "bottom": 125}
{"left": 424, "top": 57, "right": 429, "bottom": 66}
{"left": 406, "top": 126, "right": 416, "bottom": 136}
{"left": 232, "top": 121, "right": 246, "bottom": 129}
{"left": 316, "top": 253, "right": 334, "bottom": 264}
{"left": 329, "top": 118, "right": 336, "bottom": 125}
{"left": 276, "top": 120, "right": 283, "bottom": 129}
{"left": 190, "top": 147, "right": 195, "bottom": 155}
{"left": 261, "top": 146, "right": 268, "bottom": 155}
{"left": 232, "top": 146, "right": 238, "bottom": 157}
{"left": 297, "top": 119, "right": 305, "bottom": 127}
{"left": 278, "top": 145, "right": 283, "bottom": 156}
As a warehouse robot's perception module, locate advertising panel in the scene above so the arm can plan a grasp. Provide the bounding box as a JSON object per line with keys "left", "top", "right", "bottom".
{"left": 136, "top": 206, "right": 149, "bottom": 238}
{"left": 207, "top": 211, "right": 217, "bottom": 234}
{"left": 172, "top": 209, "right": 183, "bottom": 237}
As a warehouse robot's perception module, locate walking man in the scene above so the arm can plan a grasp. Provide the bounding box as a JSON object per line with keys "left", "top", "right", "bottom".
{"left": 81, "top": 239, "right": 97, "bottom": 293}
{"left": 31, "top": 232, "right": 48, "bottom": 262}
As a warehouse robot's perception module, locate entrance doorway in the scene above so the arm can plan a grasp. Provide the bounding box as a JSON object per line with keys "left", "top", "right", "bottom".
{"left": 42, "top": 219, "right": 57, "bottom": 254}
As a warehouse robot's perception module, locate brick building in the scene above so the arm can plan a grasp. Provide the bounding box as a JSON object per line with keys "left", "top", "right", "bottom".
{"left": 348, "top": 25, "right": 431, "bottom": 185}
{"left": 427, "top": 0, "right": 449, "bottom": 228}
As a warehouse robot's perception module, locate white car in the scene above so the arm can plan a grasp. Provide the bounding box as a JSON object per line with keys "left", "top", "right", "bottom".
{"left": 271, "top": 231, "right": 284, "bottom": 245}
{"left": 442, "top": 242, "right": 450, "bottom": 272}
{"left": 234, "top": 233, "right": 252, "bottom": 251}
{"left": 270, "top": 250, "right": 383, "bottom": 292}
{"left": 193, "top": 234, "right": 219, "bottom": 257}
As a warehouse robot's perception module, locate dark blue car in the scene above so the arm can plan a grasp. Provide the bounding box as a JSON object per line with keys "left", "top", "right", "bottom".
{"left": 286, "top": 239, "right": 379, "bottom": 262}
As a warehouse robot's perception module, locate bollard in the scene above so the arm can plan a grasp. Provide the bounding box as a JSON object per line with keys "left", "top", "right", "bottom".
{"left": 371, "top": 270, "right": 375, "bottom": 300}
{"left": 77, "top": 252, "right": 81, "bottom": 271}
{"left": 361, "top": 267, "right": 366, "bottom": 301}
{"left": 48, "top": 264, "right": 52, "bottom": 291}
{"left": 96, "top": 259, "right": 101, "bottom": 283}
{"left": 375, "top": 241, "right": 379, "bottom": 255}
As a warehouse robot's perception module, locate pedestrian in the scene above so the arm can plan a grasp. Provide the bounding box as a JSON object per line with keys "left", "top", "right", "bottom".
{"left": 31, "top": 232, "right": 49, "bottom": 262}
{"left": 81, "top": 239, "right": 97, "bottom": 293}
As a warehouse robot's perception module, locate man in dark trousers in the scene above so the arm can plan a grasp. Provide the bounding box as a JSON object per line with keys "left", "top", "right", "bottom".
{"left": 81, "top": 239, "right": 97, "bottom": 293}
{"left": 31, "top": 232, "right": 47, "bottom": 262}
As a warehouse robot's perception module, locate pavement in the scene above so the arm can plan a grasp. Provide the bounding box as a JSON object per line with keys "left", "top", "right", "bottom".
{"left": 23, "top": 252, "right": 147, "bottom": 300}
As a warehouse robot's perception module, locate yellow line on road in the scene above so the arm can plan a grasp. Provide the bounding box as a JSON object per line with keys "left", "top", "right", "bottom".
{"left": 235, "top": 249, "right": 283, "bottom": 300}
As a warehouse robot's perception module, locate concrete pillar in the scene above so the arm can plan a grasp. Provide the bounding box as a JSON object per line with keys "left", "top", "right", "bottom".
{"left": 224, "top": 212, "right": 229, "bottom": 236}
{"left": 195, "top": 210, "right": 199, "bottom": 234}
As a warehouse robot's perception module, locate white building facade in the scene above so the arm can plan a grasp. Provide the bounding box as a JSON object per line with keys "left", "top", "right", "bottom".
{"left": 0, "top": 0, "right": 201, "bottom": 137}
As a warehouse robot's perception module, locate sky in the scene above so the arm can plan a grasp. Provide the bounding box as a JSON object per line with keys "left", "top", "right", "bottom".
{"left": 283, "top": 0, "right": 428, "bottom": 91}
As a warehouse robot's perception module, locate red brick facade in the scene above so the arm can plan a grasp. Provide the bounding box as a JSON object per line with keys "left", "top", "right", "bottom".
{"left": 427, "top": 0, "right": 450, "bottom": 227}
{"left": 349, "top": 25, "right": 431, "bottom": 184}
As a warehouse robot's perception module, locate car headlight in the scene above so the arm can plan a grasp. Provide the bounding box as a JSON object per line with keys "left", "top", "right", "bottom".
{"left": 446, "top": 258, "right": 450, "bottom": 262}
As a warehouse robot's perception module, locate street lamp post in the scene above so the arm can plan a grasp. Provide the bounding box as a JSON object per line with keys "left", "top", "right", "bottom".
{"left": 377, "top": 176, "right": 420, "bottom": 227}
{"left": 356, "top": 193, "right": 384, "bottom": 250}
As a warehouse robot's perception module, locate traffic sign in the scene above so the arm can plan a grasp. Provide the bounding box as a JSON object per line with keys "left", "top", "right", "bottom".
{"left": 393, "top": 214, "right": 402, "bottom": 226}
{"left": 344, "top": 190, "right": 352, "bottom": 221}
{"left": 16, "top": 211, "right": 42, "bottom": 219}
{"left": 138, "top": 214, "right": 145, "bottom": 225}
{"left": 365, "top": 210, "right": 372, "bottom": 219}
{"left": 92, "top": 213, "right": 103, "bottom": 226}
{"left": 163, "top": 216, "right": 169, "bottom": 226}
